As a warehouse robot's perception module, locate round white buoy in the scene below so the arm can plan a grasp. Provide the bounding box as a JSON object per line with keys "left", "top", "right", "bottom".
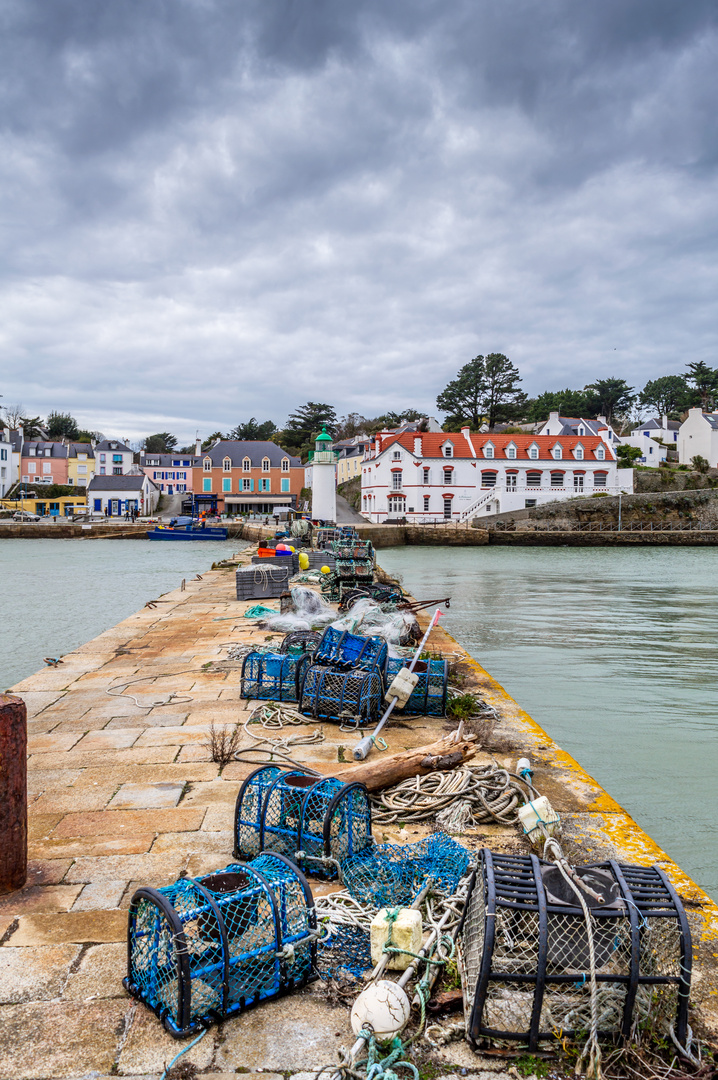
{"left": 350, "top": 980, "right": 411, "bottom": 1039}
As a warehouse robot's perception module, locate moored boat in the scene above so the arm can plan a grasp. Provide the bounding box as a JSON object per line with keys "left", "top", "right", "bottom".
{"left": 148, "top": 522, "right": 228, "bottom": 540}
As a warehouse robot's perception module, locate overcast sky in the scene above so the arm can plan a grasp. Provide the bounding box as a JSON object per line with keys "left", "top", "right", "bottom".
{"left": 1, "top": 0, "right": 718, "bottom": 442}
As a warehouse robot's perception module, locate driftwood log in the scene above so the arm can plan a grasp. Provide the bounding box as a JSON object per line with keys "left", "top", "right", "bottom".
{"left": 334, "top": 731, "right": 477, "bottom": 793}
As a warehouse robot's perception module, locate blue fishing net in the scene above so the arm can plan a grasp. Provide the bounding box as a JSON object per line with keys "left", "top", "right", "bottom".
{"left": 315, "top": 923, "right": 373, "bottom": 981}
{"left": 341, "top": 832, "right": 470, "bottom": 909}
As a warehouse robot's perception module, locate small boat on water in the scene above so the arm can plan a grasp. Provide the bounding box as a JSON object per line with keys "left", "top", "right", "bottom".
{"left": 148, "top": 516, "right": 228, "bottom": 541}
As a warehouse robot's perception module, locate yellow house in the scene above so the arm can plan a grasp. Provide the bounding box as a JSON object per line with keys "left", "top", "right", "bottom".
{"left": 1, "top": 494, "right": 89, "bottom": 518}
{"left": 67, "top": 443, "right": 96, "bottom": 489}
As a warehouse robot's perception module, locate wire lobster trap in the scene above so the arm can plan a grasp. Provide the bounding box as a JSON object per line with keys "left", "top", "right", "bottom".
{"left": 314, "top": 627, "right": 388, "bottom": 674}
{"left": 124, "top": 853, "right": 317, "bottom": 1038}
{"left": 341, "top": 831, "right": 470, "bottom": 908}
{"left": 385, "top": 657, "right": 448, "bottom": 717}
{"left": 279, "top": 630, "right": 322, "bottom": 655}
{"left": 240, "top": 651, "right": 302, "bottom": 703}
{"left": 330, "top": 539, "right": 374, "bottom": 561}
{"left": 335, "top": 557, "right": 374, "bottom": 579}
{"left": 338, "top": 583, "right": 404, "bottom": 611}
{"left": 315, "top": 528, "right": 342, "bottom": 549}
{"left": 298, "top": 664, "right": 383, "bottom": 726}
{"left": 233, "top": 766, "right": 373, "bottom": 878}
{"left": 457, "top": 850, "right": 692, "bottom": 1052}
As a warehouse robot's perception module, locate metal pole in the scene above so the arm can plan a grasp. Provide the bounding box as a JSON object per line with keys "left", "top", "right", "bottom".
{"left": 0, "top": 694, "right": 27, "bottom": 894}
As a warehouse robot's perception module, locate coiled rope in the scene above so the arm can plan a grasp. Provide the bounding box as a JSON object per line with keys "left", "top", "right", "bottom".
{"left": 369, "top": 764, "right": 524, "bottom": 827}
{"left": 231, "top": 701, "right": 325, "bottom": 775}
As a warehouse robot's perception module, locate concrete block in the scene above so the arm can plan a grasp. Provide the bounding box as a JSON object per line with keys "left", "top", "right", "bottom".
{"left": 0, "top": 944, "right": 80, "bottom": 1004}
{"left": 370, "top": 907, "right": 422, "bottom": 970}
{"left": 31, "top": 786, "right": 118, "bottom": 814}
{"left": 62, "top": 941, "right": 126, "bottom": 1000}
{"left": 26, "top": 731, "right": 82, "bottom": 753}
{"left": 0, "top": 999, "right": 129, "bottom": 1079}
{"left": 7, "top": 910, "right": 127, "bottom": 946}
{"left": 72, "top": 880, "right": 127, "bottom": 911}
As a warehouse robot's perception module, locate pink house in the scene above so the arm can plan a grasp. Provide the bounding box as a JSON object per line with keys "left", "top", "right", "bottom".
{"left": 20, "top": 441, "right": 69, "bottom": 486}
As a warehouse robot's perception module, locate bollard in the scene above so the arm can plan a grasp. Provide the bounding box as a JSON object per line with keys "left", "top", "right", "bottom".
{"left": 0, "top": 694, "right": 27, "bottom": 894}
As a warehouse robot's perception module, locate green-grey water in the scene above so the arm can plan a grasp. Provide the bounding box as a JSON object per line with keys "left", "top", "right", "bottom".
{"left": 1, "top": 538, "right": 244, "bottom": 689}
{"left": 379, "top": 545, "right": 718, "bottom": 902}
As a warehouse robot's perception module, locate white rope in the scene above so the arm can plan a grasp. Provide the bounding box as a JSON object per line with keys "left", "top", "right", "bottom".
{"left": 105, "top": 669, "right": 196, "bottom": 710}
{"left": 370, "top": 765, "right": 524, "bottom": 827}
{"left": 232, "top": 701, "right": 325, "bottom": 774}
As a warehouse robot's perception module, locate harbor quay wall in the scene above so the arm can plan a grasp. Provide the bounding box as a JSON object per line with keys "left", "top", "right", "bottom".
{"left": 0, "top": 546, "right": 716, "bottom": 1078}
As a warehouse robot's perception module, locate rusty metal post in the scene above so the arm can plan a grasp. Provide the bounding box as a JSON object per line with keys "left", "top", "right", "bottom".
{"left": 0, "top": 694, "right": 27, "bottom": 894}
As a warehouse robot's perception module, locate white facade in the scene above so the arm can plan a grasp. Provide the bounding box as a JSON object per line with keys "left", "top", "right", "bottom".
{"left": 361, "top": 428, "right": 631, "bottom": 523}
{"left": 538, "top": 411, "right": 622, "bottom": 450}
{"left": 619, "top": 432, "right": 667, "bottom": 467}
{"left": 94, "top": 439, "right": 134, "bottom": 476}
{"left": 0, "top": 428, "right": 15, "bottom": 497}
{"left": 678, "top": 408, "right": 718, "bottom": 467}
{"left": 87, "top": 474, "right": 159, "bottom": 516}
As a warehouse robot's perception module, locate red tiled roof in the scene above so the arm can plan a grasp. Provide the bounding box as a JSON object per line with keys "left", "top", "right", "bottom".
{"left": 375, "top": 431, "right": 615, "bottom": 460}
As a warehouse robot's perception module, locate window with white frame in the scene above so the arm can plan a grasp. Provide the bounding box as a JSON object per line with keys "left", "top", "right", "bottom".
{"left": 223, "top": 457, "right": 231, "bottom": 472}
{"left": 393, "top": 450, "right": 401, "bottom": 460}
{"left": 574, "top": 474, "right": 584, "bottom": 490}
{"left": 526, "top": 470, "right": 542, "bottom": 487}
{"left": 529, "top": 445, "right": 539, "bottom": 459}
{"left": 443, "top": 498, "right": 452, "bottom": 518}
{"left": 262, "top": 458, "right": 270, "bottom": 472}
{"left": 392, "top": 472, "right": 403, "bottom": 490}
{"left": 575, "top": 446, "right": 584, "bottom": 460}
{"left": 506, "top": 445, "right": 516, "bottom": 459}
{"left": 443, "top": 444, "right": 453, "bottom": 457}
{"left": 443, "top": 467, "right": 453, "bottom": 485}
{"left": 594, "top": 472, "right": 607, "bottom": 486}
{"left": 596, "top": 447, "right": 605, "bottom": 460}
{"left": 506, "top": 474, "right": 517, "bottom": 489}
{"left": 553, "top": 446, "right": 562, "bottom": 459}
{"left": 481, "top": 471, "right": 497, "bottom": 487}
{"left": 484, "top": 444, "right": 494, "bottom": 458}
{"left": 242, "top": 477, "right": 252, "bottom": 491}
{"left": 550, "top": 471, "right": 564, "bottom": 487}
{"left": 423, "top": 467, "right": 430, "bottom": 484}
{"left": 423, "top": 495, "right": 430, "bottom": 511}
{"left": 242, "top": 457, "right": 251, "bottom": 472}
{"left": 203, "top": 457, "right": 212, "bottom": 472}
{"left": 281, "top": 458, "right": 289, "bottom": 471}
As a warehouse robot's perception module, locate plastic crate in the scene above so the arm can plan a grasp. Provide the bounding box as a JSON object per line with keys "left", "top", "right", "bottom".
{"left": 124, "top": 853, "right": 316, "bottom": 1037}
{"left": 251, "top": 553, "right": 299, "bottom": 574}
{"left": 385, "top": 657, "right": 448, "bottom": 716}
{"left": 234, "top": 766, "right": 372, "bottom": 878}
{"left": 304, "top": 551, "right": 337, "bottom": 570}
{"left": 236, "top": 563, "right": 292, "bottom": 600}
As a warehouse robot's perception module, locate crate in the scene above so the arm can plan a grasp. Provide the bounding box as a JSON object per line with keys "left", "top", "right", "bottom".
{"left": 385, "top": 658, "right": 448, "bottom": 716}
{"left": 314, "top": 627, "right": 388, "bottom": 674}
{"left": 298, "top": 664, "right": 383, "bottom": 726}
{"left": 335, "top": 557, "right": 373, "bottom": 579}
{"left": 251, "top": 553, "right": 299, "bottom": 574}
{"left": 315, "top": 528, "right": 341, "bottom": 549}
{"left": 240, "top": 652, "right": 302, "bottom": 703}
{"left": 124, "top": 853, "right": 317, "bottom": 1037}
{"left": 458, "top": 850, "right": 692, "bottom": 1052}
{"left": 304, "top": 551, "right": 336, "bottom": 571}
{"left": 330, "top": 540, "right": 374, "bottom": 561}
{"left": 236, "top": 563, "right": 292, "bottom": 600}
{"left": 234, "top": 766, "right": 373, "bottom": 878}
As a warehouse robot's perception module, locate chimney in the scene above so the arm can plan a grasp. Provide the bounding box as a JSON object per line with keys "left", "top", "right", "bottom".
{"left": 195, "top": 438, "right": 201, "bottom": 455}
{"left": 549, "top": 410, "right": 559, "bottom": 421}
{"left": 413, "top": 436, "right": 422, "bottom": 455}
{"left": 662, "top": 414, "right": 668, "bottom": 429}
{"left": 374, "top": 435, "right": 381, "bottom": 454}
{"left": 597, "top": 415, "right": 607, "bottom": 424}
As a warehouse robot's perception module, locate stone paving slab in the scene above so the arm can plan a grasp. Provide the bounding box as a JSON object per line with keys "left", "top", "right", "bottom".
{"left": 51, "top": 806, "right": 206, "bottom": 838}
{"left": 6, "top": 910, "right": 127, "bottom": 946}
{"left": 0, "top": 886, "right": 82, "bottom": 917}
{"left": 30, "top": 835, "right": 156, "bottom": 860}
{"left": 0, "top": 945, "right": 80, "bottom": 1004}
{"left": 108, "top": 781, "right": 185, "bottom": 809}
{"left": 0, "top": 998, "right": 129, "bottom": 1079}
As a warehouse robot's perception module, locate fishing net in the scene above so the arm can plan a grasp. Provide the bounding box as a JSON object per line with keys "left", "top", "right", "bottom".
{"left": 341, "top": 832, "right": 470, "bottom": 909}
{"left": 259, "top": 586, "right": 336, "bottom": 633}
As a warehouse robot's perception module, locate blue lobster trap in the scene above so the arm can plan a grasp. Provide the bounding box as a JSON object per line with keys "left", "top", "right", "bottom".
{"left": 341, "top": 832, "right": 470, "bottom": 908}
{"left": 313, "top": 627, "right": 388, "bottom": 674}
{"left": 240, "top": 652, "right": 302, "bottom": 703}
{"left": 234, "top": 766, "right": 373, "bottom": 879}
{"left": 385, "top": 657, "right": 448, "bottom": 717}
{"left": 123, "top": 853, "right": 317, "bottom": 1038}
{"left": 299, "top": 664, "right": 383, "bottom": 726}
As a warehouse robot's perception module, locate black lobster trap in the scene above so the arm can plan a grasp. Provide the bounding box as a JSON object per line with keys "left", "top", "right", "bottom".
{"left": 385, "top": 657, "right": 448, "bottom": 717}
{"left": 457, "top": 850, "right": 692, "bottom": 1052}
{"left": 124, "top": 853, "right": 317, "bottom": 1038}
{"left": 298, "top": 664, "right": 383, "bottom": 726}
{"left": 234, "top": 765, "right": 373, "bottom": 878}
{"left": 313, "top": 627, "right": 388, "bottom": 674}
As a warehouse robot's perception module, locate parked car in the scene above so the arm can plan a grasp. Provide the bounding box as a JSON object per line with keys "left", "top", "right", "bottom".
{"left": 13, "top": 510, "right": 41, "bottom": 521}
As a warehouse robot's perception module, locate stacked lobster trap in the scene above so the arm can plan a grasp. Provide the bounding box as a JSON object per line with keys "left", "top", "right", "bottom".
{"left": 240, "top": 652, "right": 303, "bottom": 703}
{"left": 124, "top": 853, "right": 317, "bottom": 1038}
{"left": 385, "top": 656, "right": 448, "bottom": 717}
{"left": 234, "top": 765, "right": 373, "bottom": 879}
{"left": 297, "top": 627, "right": 388, "bottom": 727}
{"left": 457, "top": 850, "right": 692, "bottom": 1052}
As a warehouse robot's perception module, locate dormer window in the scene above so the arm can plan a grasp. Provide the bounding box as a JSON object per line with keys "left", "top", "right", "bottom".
{"left": 578, "top": 428, "right": 584, "bottom": 436}
{"left": 261, "top": 457, "right": 270, "bottom": 472}
{"left": 393, "top": 450, "right": 401, "bottom": 460}
{"left": 443, "top": 443, "right": 453, "bottom": 457}
{"left": 553, "top": 445, "right": 563, "bottom": 460}
{"left": 529, "top": 445, "right": 539, "bottom": 460}
{"left": 483, "top": 444, "right": 494, "bottom": 459}
{"left": 596, "top": 447, "right": 605, "bottom": 460}
{"left": 506, "top": 443, "right": 517, "bottom": 459}
{"left": 242, "top": 457, "right": 251, "bottom": 472}
{"left": 203, "top": 457, "right": 212, "bottom": 472}
{"left": 222, "top": 457, "right": 231, "bottom": 472}
{"left": 574, "top": 445, "right": 584, "bottom": 461}
{"left": 281, "top": 458, "right": 289, "bottom": 472}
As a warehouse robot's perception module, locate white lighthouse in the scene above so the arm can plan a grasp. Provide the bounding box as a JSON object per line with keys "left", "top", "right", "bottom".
{"left": 310, "top": 426, "right": 337, "bottom": 523}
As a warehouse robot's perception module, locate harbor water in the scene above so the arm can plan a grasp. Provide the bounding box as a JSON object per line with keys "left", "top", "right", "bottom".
{"left": 1, "top": 537, "right": 242, "bottom": 690}
{"left": 379, "top": 544, "right": 718, "bottom": 901}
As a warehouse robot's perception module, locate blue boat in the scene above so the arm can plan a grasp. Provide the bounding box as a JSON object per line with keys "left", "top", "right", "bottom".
{"left": 148, "top": 521, "right": 228, "bottom": 540}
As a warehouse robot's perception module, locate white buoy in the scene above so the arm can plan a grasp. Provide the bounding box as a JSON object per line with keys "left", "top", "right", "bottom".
{"left": 350, "top": 980, "right": 411, "bottom": 1039}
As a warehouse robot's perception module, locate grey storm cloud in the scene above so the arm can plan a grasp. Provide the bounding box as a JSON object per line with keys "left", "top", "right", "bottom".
{"left": 1, "top": 0, "right": 718, "bottom": 439}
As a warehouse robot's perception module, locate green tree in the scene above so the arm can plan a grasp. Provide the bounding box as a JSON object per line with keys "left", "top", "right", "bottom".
{"left": 616, "top": 444, "right": 643, "bottom": 467}
{"left": 278, "top": 402, "right": 338, "bottom": 459}
{"left": 143, "top": 432, "right": 178, "bottom": 453}
{"left": 639, "top": 375, "right": 692, "bottom": 417}
{"left": 201, "top": 431, "right": 226, "bottom": 450}
{"left": 583, "top": 378, "right": 635, "bottom": 422}
{"left": 484, "top": 353, "right": 526, "bottom": 427}
{"left": 437, "top": 356, "right": 487, "bottom": 428}
{"left": 21, "top": 416, "right": 45, "bottom": 439}
{"left": 691, "top": 454, "right": 710, "bottom": 474}
{"left": 685, "top": 361, "right": 718, "bottom": 410}
{"left": 46, "top": 411, "right": 79, "bottom": 440}
{"left": 228, "top": 418, "right": 277, "bottom": 440}
{"left": 524, "top": 388, "right": 591, "bottom": 422}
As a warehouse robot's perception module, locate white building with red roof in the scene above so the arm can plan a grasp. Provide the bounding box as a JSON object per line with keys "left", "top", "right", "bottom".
{"left": 361, "top": 426, "right": 631, "bottom": 523}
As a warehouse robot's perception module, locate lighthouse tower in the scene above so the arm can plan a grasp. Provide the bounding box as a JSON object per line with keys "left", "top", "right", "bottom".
{"left": 310, "top": 426, "right": 337, "bottom": 523}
